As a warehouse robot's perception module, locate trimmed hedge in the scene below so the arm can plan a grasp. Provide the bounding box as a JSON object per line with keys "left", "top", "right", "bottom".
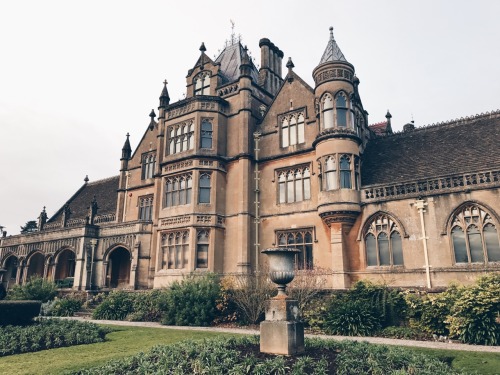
{"left": 0, "top": 319, "right": 109, "bottom": 356}
{"left": 0, "top": 300, "right": 41, "bottom": 326}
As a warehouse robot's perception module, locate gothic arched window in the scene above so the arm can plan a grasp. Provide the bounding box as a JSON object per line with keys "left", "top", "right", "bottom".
{"left": 194, "top": 72, "right": 210, "bottom": 95}
{"left": 364, "top": 213, "right": 404, "bottom": 267}
{"left": 325, "top": 156, "right": 337, "bottom": 190}
{"left": 198, "top": 173, "right": 211, "bottom": 203}
{"left": 281, "top": 113, "right": 305, "bottom": 147}
{"left": 200, "top": 120, "right": 213, "bottom": 149}
{"left": 335, "top": 93, "right": 347, "bottom": 128}
{"left": 141, "top": 153, "right": 156, "bottom": 180}
{"left": 322, "top": 94, "right": 334, "bottom": 129}
{"left": 450, "top": 204, "right": 500, "bottom": 264}
{"left": 339, "top": 155, "right": 351, "bottom": 189}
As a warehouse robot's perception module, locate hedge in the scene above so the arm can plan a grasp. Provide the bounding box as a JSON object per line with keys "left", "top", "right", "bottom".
{"left": 0, "top": 300, "right": 41, "bottom": 326}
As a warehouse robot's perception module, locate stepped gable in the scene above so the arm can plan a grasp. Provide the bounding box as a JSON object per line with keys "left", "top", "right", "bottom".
{"left": 215, "top": 42, "right": 259, "bottom": 84}
{"left": 361, "top": 112, "right": 500, "bottom": 186}
{"left": 47, "top": 176, "right": 119, "bottom": 222}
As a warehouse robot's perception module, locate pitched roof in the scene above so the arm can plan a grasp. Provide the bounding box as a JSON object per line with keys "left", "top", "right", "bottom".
{"left": 215, "top": 42, "right": 259, "bottom": 84}
{"left": 361, "top": 112, "right": 500, "bottom": 186}
{"left": 319, "top": 27, "right": 348, "bottom": 64}
{"left": 369, "top": 121, "right": 389, "bottom": 136}
{"left": 48, "top": 176, "right": 119, "bottom": 222}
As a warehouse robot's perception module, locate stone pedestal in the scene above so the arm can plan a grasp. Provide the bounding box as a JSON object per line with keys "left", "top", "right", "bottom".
{"left": 260, "top": 297, "right": 304, "bottom": 355}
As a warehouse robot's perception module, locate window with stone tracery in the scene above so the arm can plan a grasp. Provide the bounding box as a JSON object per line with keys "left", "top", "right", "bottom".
{"left": 164, "top": 173, "right": 192, "bottom": 207}
{"left": 167, "top": 121, "right": 194, "bottom": 155}
{"left": 141, "top": 153, "right": 156, "bottom": 179}
{"left": 196, "top": 229, "right": 209, "bottom": 268}
{"left": 450, "top": 204, "right": 500, "bottom": 264}
{"left": 138, "top": 195, "right": 153, "bottom": 221}
{"left": 281, "top": 112, "right": 305, "bottom": 147}
{"left": 321, "top": 93, "right": 334, "bottom": 129}
{"left": 364, "top": 214, "right": 404, "bottom": 267}
{"left": 194, "top": 72, "right": 210, "bottom": 95}
{"left": 277, "top": 228, "right": 314, "bottom": 270}
{"left": 321, "top": 92, "right": 355, "bottom": 130}
{"left": 161, "top": 230, "right": 189, "bottom": 270}
{"left": 320, "top": 154, "right": 357, "bottom": 191}
{"left": 277, "top": 165, "right": 311, "bottom": 204}
{"left": 200, "top": 119, "right": 213, "bottom": 149}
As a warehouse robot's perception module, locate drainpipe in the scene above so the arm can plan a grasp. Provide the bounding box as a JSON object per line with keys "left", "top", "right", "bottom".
{"left": 122, "top": 172, "right": 131, "bottom": 222}
{"left": 253, "top": 131, "right": 261, "bottom": 271}
{"left": 415, "top": 199, "right": 432, "bottom": 289}
{"left": 89, "top": 239, "right": 97, "bottom": 291}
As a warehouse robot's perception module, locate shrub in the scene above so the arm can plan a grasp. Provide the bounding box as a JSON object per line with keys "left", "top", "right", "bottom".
{"left": 221, "top": 272, "right": 275, "bottom": 325}
{"left": 446, "top": 273, "right": 500, "bottom": 345}
{"left": 287, "top": 267, "right": 328, "bottom": 311}
{"left": 0, "top": 300, "right": 41, "bottom": 326}
{"left": 0, "top": 319, "right": 109, "bottom": 356}
{"left": 126, "top": 290, "right": 167, "bottom": 322}
{"left": 301, "top": 294, "right": 329, "bottom": 332}
{"left": 7, "top": 277, "right": 57, "bottom": 302}
{"left": 160, "top": 273, "right": 221, "bottom": 326}
{"left": 92, "top": 291, "right": 134, "bottom": 320}
{"left": 405, "top": 285, "right": 462, "bottom": 336}
{"left": 213, "top": 277, "right": 239, "bottom": 325}
{"left": 0, "top": 284, "right": 6, "bottom": 300}
{"left": 376, "top": 326, "right": 433, "bottom": 341}
{"left": 52, "top": 297, "right": 83, "bottom": 317}
{"left": 324, "top": 296, "right": 381, "bottom": 336}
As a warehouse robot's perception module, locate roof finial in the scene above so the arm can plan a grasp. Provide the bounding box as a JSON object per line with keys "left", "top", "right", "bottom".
{"left": 84, "top": 175, "right": 89, "bottom": 184}
{"left": 199, "top": 42, "right": 206, "bottom": 53}
{"left": 230, "top": 19, "right": 236, "bottom": 45}
{"left": 329, "top": 26, "right": 334, "bottom": 40}
{"left": 286, "top": 57, "right": 295, "bottom": 70}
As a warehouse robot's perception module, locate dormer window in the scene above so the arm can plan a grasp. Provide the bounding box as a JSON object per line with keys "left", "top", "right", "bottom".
{"left": 194, "top": 72, "right": 210, "bottom": 95}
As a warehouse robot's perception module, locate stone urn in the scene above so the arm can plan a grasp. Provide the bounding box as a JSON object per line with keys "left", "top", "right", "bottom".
{"left": 262, "top": 247, "right": 299, "bottom": 297}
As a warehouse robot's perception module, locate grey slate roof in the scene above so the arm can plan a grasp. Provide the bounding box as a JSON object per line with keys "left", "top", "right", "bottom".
{"left": 48, "top": 176, "right": 119, "bottom": 222}
{"left": 319, "top": 27, "right": 348, "bottom": 64}
{"left": 361, "top": 113, "right": 500, "bottom": 186}
{"left": 215, "top": 42, "right": 259, "bottom": 84}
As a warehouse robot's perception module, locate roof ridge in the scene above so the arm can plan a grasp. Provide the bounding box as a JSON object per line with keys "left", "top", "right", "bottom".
{"left": 380, "top": 109, "right": 500, "bottom": 138}
{"left": 87, "top": 175, "right": 120, "bottom": 186}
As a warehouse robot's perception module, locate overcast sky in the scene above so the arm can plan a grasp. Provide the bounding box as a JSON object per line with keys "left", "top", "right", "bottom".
{"left": 1, "top": 0, "right": 499, "bottom": 235}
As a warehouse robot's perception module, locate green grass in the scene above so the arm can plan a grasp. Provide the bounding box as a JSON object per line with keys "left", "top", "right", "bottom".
{"left": 409, "top": 347, "right": 500, "bottom": 375}
{"left": 1, "top": 325, "right": 499, "bottom": 374}
{"left": 0, "top": 325, "right": 235, "bottom": 375}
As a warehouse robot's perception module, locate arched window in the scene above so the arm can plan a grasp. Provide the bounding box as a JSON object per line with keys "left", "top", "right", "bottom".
{"left": 201, "top": 120, "right": 213, "bottom": 149}
{"left": 322, "top": 94, "right": 334, "bottom": 129}
{"left": 141, "top": 153, "right": 156, "bottom": 180}
{"left": 194, "top": 72, "right": 210, "bottom": 95}
{"left": 339, "top": 155, "right": 351, "bottom": 189}
{"left": 139, "top": 195, "right": 153, "bottom": 221}
{"left": 354, "top": 156, "right": 360, "bottom": 190}
{"left": 277, "top": 166, "right": 311, "bottom": 204}
{"left": 364, "top": 213, "right": 404, "bottom": 267}
{"left": 325, "top": 156, "right": 337, "bottom": 190}
{"left": 277, "top": 228, "right": 314, "bottom": 270}
{"left": 167, "top": 121, "right": 194, "bottom": 155}
{"left": 281, "top": 118, "right": 289, "bottom": 147}
{"left": 281, "top": 113, "right": 305, "bottom": 147}
{"left": 196, "top": 230, "right": 209, "bottom": 268}
{"left": 161, "top": 231, "right": 189, "bottom": 270}
{"left": 450, "top": 204, "right": 500, "bottom": 264}
{"left": 198, "top": 174, "right": 211, "bottom": 203}
{"left": 335, "top": 93, "right": 347, "bottom": 128}
{"left": 165, "top": 173, "right": 192, "bottom": 207}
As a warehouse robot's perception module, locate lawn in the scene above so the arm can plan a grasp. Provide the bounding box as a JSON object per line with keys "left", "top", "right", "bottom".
{"left": 1, "top": 325, "right": 499, "bottom": 374}
{"left": 0, "top": 325, "right": 235, "bottom": 375}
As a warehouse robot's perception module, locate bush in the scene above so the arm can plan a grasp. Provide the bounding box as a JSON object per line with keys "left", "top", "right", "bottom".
{"left": 126, "top": 290, "right": 167, "bottom": 322}
{"left": 92, "top": 291, "right": 134, "bottom": 320}
{"left": 0, "top": 300, "right": 41, "bottom": 326}
{"left": 376, "top": 326, "right": 433, "bottom": 341}
{"left": 405, "top": 285, "right": 462, "bottom": 336}
{"left": 301, "top": 294, "right": 329, "bottom": 332}
{"left": 160, "top": 273, "right": 221, "bottom": 326}
{"left": 0, "top": 319, "right": 109, "bottom": 356}
{"left": 446, "top": 273, "right": 500, "bottom": 345}
{"left": 7, "top": 277, "right": 57, "bottom": 302}
{"left": 324, "top": 296, "right": 381, "bottom": 336}
{"left": 52, "top": 297, "right": 83, "bottom": 317}
{"left": 0, "top": 284, "right": 6, "bottom": 300}
{"left": 221, "top": 272, "right": 275, "bottom": 325}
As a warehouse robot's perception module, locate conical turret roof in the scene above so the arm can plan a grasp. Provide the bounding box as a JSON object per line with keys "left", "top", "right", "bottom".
{"left": 319, "top": 27, "right": 347, "bottom": 64}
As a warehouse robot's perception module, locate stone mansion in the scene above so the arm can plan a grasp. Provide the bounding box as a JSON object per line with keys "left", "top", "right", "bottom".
{"left": 1, "top": 28, "right": 499, "bottom": 291}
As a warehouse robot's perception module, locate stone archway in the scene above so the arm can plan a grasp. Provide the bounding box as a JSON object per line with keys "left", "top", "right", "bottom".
{"left": 106, "top": 247, "right": 131, "bottom": 288}
{"left": 2, "top": 255, "right": 18, "bottom": 289}
{"left": 26, "top": 252, "right": 45, "bottom": 280}
{"left": 54, "top": 249, "right": 76, "bottom": 287}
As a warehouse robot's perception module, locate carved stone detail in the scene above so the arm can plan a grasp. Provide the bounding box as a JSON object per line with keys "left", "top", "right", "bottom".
{"left": 160, "top": 215, "right": 190, "bottom": 227}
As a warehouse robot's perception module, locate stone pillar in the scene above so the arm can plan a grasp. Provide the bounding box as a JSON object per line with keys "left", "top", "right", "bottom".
{"left": 73, "top": 241, "right": 88, "bottom": 290}
{"left": 329, "top": 222, "right": 350, "bottom": 289}
{"left": 260, "top": 298, "right": 304, "bottom": 355}
{"left": 130, "top": 242, "right": 139, "bottom": 289}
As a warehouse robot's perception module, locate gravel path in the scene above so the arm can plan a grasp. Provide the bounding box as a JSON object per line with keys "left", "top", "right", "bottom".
{"left": 63, "top": 317, "right": 500, "bottom": 353}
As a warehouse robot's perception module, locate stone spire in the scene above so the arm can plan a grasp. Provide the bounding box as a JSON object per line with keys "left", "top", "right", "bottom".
{"left": 159, "top": 79, "right": 170, "bottom": 108}
{"left": 148, "top": 109, "right": 156, "bottom": 131}
{"left": 121, "top": 133, "right": 131, "bottom": 160}
{"left": 319, "top": 26, "right": 347, "bottom": 64}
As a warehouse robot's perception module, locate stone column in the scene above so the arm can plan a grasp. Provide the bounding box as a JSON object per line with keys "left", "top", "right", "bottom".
{"left": 329, "top": 222, "right": 350, "bottom": 289}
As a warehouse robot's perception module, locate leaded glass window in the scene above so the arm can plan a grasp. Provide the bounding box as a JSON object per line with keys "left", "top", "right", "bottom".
{"left": 277, "top": 228, "right": 314, "bottom": 270}
{"left": 364, "top": 213, "right": 404, "bottom": 267}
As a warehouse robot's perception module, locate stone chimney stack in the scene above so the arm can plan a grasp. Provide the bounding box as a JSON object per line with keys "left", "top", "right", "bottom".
{"left": 259, "top": 38, "right": 284, "bottom": 95}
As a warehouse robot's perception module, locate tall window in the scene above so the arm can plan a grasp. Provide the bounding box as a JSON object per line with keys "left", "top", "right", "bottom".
{"left": 364, "top": 214, "right": 404, "bottom": 267}
{"left": 200, "top": 120, "right": 213, "bottom": 148}
{"left": 161, "top": 231, "right": 189, "bottom": 269}
{"left": 450, "top": 204, "right": 500, "bottom": 264}
{"left": 281, "top": 113, "right": 305, "bottom": 147}
{"left": 325, "top": 156, "right": 337, "bottom": 190}
{"left": 322, "top": 94, "right": 334, "bottom": 129}
{"left": 354, "top": 156, "right": 360, "bottom": 190}
{"left": 277, "top": 166, "right": 311, "bottom": 204}
{"left": 168, "top": 121, "right": 194, "bottom": 155}
{"left": 198, "top": 173, "right": 211, "bottom": 203}
{"left": 194, "top": 72, "right": 210, "bottom": 95}
{"left": 165, "top": 174, "right": 192, "bottom": 207}
{"left": 139, "top": 196, "right": 153, "bottom": 221}
{"left": 339, "top": 155, "right": 352, "bottom": 189}
{"left": 335, "top": 93, "right": 347, "bottom": 128}
{"left": 196, "top": 230, "right": 209, "bottom": 268}
{"left": 277, "top": 228, "right": 314, "bottom": 270}
{"left": 141, "top": 153, "right": 156, "bottom": 179}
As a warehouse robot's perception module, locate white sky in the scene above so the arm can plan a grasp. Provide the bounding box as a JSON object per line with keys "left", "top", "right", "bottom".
{"left": 1, "top": 0, "right": 499, "bottom": 235}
